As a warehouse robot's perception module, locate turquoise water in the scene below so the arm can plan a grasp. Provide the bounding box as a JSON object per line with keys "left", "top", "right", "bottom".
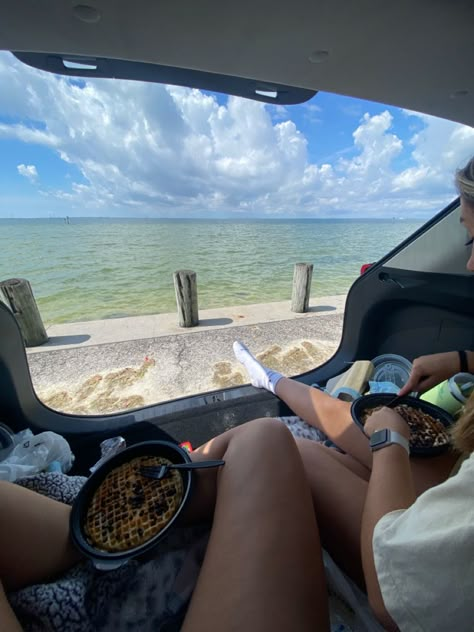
{"left": 0, "top": 218, "right": 423, "bottom": 325}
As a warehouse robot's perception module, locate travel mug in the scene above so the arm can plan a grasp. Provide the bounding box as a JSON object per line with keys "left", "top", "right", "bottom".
{"left": 420, "top": 373, "right": 474, "bottom": 415}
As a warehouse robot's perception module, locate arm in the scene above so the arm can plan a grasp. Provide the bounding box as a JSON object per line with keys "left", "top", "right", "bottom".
{"left": 360, "top": 408, "right": 416, "bottom": 630}
{"left": 398, "top": 350, "right": 474, "bottom": 396}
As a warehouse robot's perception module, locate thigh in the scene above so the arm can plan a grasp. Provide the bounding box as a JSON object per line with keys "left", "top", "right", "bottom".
{"left": 182, "top": 419, "right": 330, "bottom": 632}
{"left": 0, "top": 481, "right": 82, "bottom": 592}
{"left": 297, "top": 439, "right": 460, "bottom": 589}
{"left": 297, "top": 439, "right": 368, "bottom": 589}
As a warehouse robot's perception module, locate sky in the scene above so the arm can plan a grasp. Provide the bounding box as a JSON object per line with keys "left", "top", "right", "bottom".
{"left": 0, "top": 50, "right": 473, "bottom": 219}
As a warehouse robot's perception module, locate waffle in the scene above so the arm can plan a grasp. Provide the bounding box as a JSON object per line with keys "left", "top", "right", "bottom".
{"left": 361, "top": 404, "right": 450, "bottom": 449}
{"left": 84, "top": 455, "right": 184, "bottom": 552}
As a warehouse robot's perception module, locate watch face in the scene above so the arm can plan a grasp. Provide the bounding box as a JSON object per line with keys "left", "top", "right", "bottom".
{"left": 370, "top": 428, "right": 389, "bottom": 448}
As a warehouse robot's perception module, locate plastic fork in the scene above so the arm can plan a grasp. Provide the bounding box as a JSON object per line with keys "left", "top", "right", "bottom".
{"left": 386, "top": 394, "right": 404, "bottom": 408}
{"left": 140, "top": 459, "right": 225, "bottom": 480}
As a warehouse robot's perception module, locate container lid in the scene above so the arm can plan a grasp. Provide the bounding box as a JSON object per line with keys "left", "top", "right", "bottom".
{"left": 371, "top": 354, "right": 413, "bottom": 389}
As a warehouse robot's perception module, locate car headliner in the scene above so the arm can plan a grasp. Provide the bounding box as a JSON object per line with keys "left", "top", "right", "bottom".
{"left": 1, "top": 0, "right": 474, "bottom": 125}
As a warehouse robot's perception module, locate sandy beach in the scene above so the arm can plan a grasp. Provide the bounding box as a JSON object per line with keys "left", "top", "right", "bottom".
{"left": 26, "top": 296, "right": 345, "bottom": 415}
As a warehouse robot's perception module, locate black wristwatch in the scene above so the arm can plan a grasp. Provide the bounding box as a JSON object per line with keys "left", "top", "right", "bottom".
{"left": 369, "top": 428, "right": 410, "bottom": 455}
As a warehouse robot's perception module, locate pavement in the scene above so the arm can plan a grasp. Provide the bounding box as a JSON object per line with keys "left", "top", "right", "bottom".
{"left": 29, "top": 295, "right": 346, "bottom": 352}
{"left": 26, "top": 296, "right": 345, "bottom": 414}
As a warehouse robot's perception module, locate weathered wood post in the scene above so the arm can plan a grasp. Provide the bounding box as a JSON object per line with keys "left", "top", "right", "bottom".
{"left": 173, "top": 269, "right": 199, "bottom": 327}
{"left": 291, "top": 263, "right": 313, "bottom": 313}
{"left": 0, "top": 278, "right": 48, "bottom": 346}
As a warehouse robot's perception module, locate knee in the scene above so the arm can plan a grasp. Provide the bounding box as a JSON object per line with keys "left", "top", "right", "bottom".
{"left": 239, "top": 417, "right": 295, "bottom": 451}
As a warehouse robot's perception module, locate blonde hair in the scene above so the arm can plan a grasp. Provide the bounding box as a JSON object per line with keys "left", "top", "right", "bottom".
{"left": 455, "top": 156, "right": 474, "bottom": 207}
{"left": 451, "top": 391, "right": 474, "bottom": 454}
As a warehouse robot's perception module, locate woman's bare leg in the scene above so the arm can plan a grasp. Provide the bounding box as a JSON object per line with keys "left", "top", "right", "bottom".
{"left": 233, "top": 341, "right": 372, "bottom": 468}
{"left": 0, "top": 481, "right": 82, "bottom": 592}
{"left": 276, "top": 377, "right": 373, "bottom": 468}
{"left": 181, "top": 419, "right": 330, "bottom": 632}
{"left": 295, "top": 440, "right": 368, "bottom": 588}
{"left": 1, "top": 421, "right": 329, "bottom": 631}
{"left": 234, "top": 341, "right": 461, "bottom": 485}
{"left": 295, "top": 438, "right": 460, "bottom": 590}
{"left": 0, "top": 580, "right": 22, "bottom": 632}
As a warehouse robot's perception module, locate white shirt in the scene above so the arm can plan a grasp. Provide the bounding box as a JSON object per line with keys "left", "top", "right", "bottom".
{"left": 373, "top": 452, "right": 474, "bottom": 631}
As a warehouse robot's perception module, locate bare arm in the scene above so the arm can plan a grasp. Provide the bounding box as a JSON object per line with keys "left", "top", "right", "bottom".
{"left": 360, "top": 408, "right": 416, "bottom": 630}
{"left": 398, "top": 350, "right": 474, "bottom": 396}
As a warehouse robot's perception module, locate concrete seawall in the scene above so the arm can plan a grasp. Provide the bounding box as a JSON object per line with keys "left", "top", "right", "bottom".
{"left": 26, "top": 295, "right": 346, "bottom": 415}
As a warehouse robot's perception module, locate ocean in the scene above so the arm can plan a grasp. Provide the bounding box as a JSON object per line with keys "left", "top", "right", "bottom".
{"left": 0, "top": 218, "right": 423, "bottom": 325}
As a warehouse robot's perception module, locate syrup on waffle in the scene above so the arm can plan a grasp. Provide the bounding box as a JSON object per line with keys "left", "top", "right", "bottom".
{"left": 84, "top": 455, "right": 184, "bottom": 552}
{"left": 361, "top": 404, "right": 450, "bottom": 449}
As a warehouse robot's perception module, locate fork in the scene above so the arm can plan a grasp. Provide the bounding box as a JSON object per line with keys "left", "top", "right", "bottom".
{"left": 140, "top": 459, "right": 225, "bottom": 480}
{"left": 386, "top": 394, "right": 404, "bottom": 408}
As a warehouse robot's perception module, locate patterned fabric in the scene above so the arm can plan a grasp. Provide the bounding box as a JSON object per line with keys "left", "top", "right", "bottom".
{"left": 275, "top": 415, "right": 328, "bottom": 442}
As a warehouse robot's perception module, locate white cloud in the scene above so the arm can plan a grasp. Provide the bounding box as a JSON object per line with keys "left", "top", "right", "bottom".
{"left": 391, "top": 112, "right": 474, "bottom": 212}
{"left": 0, "top": 52, "right": 473, "bottom": 217}
{"left": 17, "top": 163, "right": 38, "bottom": 182}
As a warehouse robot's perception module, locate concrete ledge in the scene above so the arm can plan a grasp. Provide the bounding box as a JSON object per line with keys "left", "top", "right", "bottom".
{"left": 29, "top": 295, "right": 346, "bottom": 352}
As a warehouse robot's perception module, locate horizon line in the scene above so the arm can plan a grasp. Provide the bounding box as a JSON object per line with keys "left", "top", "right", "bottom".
{"left": 0, "top": 215, "right": 416, "bottom": 221}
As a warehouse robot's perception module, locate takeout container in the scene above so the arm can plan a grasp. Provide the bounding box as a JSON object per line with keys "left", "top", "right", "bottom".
{"left": 371, "top": 354, "right": 413, "bottom": 390}
{"left": 70, "top": 440, "right": 193, "bottom": 571}
{"left": 351, "top": 393, "right": 455, "bottom": 457}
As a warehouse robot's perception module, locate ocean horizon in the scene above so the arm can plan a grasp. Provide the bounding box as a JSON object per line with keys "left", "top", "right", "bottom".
{"left": 0, "top": 217, "right": 423, "bottom": 325}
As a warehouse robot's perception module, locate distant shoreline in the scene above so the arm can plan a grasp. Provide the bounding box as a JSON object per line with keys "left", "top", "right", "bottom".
{"left": 0, "top": 216, "right": 419, "bottom": 222}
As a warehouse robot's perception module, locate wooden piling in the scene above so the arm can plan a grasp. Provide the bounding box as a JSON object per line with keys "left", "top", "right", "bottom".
{"left": 291, "top": 263, "right": 313, "bottom": 313}
{"left": 173, "top": 270, "right": 199, "bottom": 327}
{"left": 0, "top": 278, "right": 48, "bottom": 346}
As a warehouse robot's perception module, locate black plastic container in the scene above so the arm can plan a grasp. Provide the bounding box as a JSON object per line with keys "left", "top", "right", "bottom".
{"left": 351, "top": 393, "right": 455, "bottom": 456}
{"left": 70, "top": 440, "right": 193, "bottom": 570}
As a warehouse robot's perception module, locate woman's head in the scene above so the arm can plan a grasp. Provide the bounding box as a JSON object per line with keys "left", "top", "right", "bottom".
{"left": 456, "top": 156, "right": 474, "bottom": 207}
{"left": 451, "top": 391, "right": 474, "bottom": 454}
{"left": 456, "top": 156, "right": 474, "bottom": 272}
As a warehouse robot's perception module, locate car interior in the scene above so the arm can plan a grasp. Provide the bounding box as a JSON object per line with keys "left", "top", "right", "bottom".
{"left": 1, "top": 0, "right": 473, "bottom": 474}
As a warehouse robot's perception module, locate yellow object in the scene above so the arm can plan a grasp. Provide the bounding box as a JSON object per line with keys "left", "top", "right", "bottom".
{"left": 328, "top": 360, "right": 374, "bottom": 401}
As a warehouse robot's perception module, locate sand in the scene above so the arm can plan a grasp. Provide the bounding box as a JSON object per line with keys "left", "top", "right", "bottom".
{"left": 27, "top": 302, "right": 344, "bottom": 415}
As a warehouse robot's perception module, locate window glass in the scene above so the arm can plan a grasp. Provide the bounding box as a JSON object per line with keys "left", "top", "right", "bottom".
{"left": 1, "top": 51, "right": 472, "bottom": 415}
{"left": 385, "top": 203, "right": 472, "bottom": 274}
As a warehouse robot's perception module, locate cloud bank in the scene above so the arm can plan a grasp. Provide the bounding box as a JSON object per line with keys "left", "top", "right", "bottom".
{"left": 0, "top": 52, "right": 473, "bottom": 217}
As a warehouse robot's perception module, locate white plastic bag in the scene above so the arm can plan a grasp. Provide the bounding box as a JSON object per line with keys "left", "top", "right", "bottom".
{"left": 0, "top": 429, "right": 74, "bottom": 482}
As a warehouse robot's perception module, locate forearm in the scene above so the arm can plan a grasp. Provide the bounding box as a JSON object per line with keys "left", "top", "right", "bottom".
{"left": 361, "top": 446, "right": 416, "bottom": 630}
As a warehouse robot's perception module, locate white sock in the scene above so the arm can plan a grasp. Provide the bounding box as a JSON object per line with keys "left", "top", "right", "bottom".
{"left": 233, "top": 340, "right": 283, "bottom": 394}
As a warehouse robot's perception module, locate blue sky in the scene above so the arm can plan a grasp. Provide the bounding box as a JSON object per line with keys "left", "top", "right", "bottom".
{"left": 0, "top": 51, "right": 472, "bottom": 219}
